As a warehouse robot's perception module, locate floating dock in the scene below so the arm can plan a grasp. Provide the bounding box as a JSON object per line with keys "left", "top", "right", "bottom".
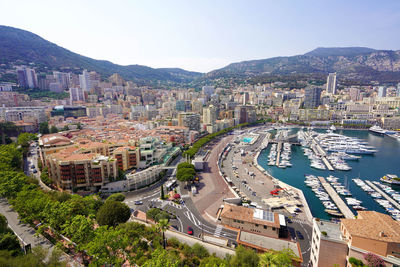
{"left": 365, "top": 181, "right": 400, "bottom": 210}
{"left": 318, "top": 176, "right": 355, "bottom": 219}
{"left": 321, "top": 157, "right": 334, "bottom": 171}
{"left": 275, "top": 142, "right": 282, "bottom": 166}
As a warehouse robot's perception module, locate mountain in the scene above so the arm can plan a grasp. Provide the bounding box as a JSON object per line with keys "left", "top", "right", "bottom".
{"left": 0, "top": 25, "right": 202, "bottom": 84}
{"left": 208, "top": 47, "right": 400, "bottom": 83}
{"left": 304, "top": 47, "right": 377, "bottom": 57}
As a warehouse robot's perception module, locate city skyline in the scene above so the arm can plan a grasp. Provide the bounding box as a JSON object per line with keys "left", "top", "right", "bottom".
{"left": 1, "top": 0, "right": 400, "bottom": 72}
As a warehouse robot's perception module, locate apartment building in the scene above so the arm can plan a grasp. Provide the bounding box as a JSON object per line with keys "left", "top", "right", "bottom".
{"left": 381, "top": 117, "right": 400, "bottom": 130}
{"left": 310, "top": 211, "right": 400, "bottom": 267}
{"left": 47, "top": 152, "right": 117, "bottom": 192}
{"left": 310, "top": 219, "right": 348, "bottom": 267}
{"left": 113, "top": 146, "right": 140, "bottom": 171}
{"left": 0, "top": 106, "right": 47, "bottom": 124}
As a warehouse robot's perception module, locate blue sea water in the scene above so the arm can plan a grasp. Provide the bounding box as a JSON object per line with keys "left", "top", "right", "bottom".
{"left": 257, "top": 128, "right": 400, "bottom": 220}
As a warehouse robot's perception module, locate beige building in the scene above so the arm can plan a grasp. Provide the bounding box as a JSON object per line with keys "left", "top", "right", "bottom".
{"left": 47, "top": 152, "right": 117, "bottom": 192}
{"left": 113, "top": 146, "right": 140, "bottom": 171}
{"left": 311, "top": 211, "right": 400, "bottom": 267}
{"left": 220, "top": 204, "right": 282, "bottom": 238}
{"left": 341, "top": 211, "right": 400, "bottom": 265}
{"left": 298, "top": 109, "right": 330, "bottom": 121}
{"left": 381, "top": 117, "right": 400, "bottom": 130}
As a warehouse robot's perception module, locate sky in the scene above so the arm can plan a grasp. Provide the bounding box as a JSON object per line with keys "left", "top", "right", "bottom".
{"left": 1, "top": 0, "right": 400, "bottom": 72}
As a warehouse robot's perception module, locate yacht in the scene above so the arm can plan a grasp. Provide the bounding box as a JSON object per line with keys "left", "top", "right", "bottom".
{"left": 369, "top": 125, "right": 386, "bottom": 135}
{"left": 380, "top": 174, "right": 400, "bottom": 185}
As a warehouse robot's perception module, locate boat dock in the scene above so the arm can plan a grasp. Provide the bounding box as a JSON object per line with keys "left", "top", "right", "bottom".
{"left": 365, "top": 181, "right": 400, "bottom": 210}
{"left": 275, "top": 142, "right": 282, "bottom": 166}
{"left": 318, "top": 176, "right": 355, "bottom": 218}
{"left": 321, "top": 157, "right": 334, "bottom": 171}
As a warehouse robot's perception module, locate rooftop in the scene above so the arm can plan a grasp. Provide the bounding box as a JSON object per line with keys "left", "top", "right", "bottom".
{"left": 220, "top": 204, "right": 281, "bottom": 228}
{"left": 314, "top": 219, "right": 343, "bottom": 242}
{"left": 341, "top": 211, "right": 400, "bottom": 243}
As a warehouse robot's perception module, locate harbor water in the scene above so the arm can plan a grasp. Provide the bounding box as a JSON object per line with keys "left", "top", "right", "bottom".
{"left": 257, "top": 128, "right": 400, "bottom": 220}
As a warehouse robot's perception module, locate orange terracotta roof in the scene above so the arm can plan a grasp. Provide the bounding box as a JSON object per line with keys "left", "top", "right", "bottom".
{"left": 341, "top": 211, "right": 400, "bottom": 243}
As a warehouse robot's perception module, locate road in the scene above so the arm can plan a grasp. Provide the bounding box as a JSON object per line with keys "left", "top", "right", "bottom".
{"left": 220, "top": 127, "right": 313, "bottom": 266}
{"left": 123, "top": 153, "right": 238, "bottom": 244}
{"left": 0, "top": 198, "right": 52, "bottom": 250}
{"left": 124, "top": 186, "right": 238, "bottom": 244}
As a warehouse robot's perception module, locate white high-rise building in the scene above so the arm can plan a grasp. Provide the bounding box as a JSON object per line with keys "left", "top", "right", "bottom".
{"left": 203, "top": 105, "right": 218, "bottom": 125}
{"left": 378, "top": 86, "right": 387, "bottom": 98}
{"left": 326, "top": 73, "right": 337, "bottom": 95}
{"left": 79, "top": 69, "right": 91, "bottom": 91}
{"left": 70, "top": 87, "right": 85, "bottom": 102}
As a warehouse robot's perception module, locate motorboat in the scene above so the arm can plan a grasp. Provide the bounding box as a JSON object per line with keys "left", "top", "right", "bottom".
{"left": 369, "top": 125, "right": 386, "bottom": 135}
{"left": 380, "top": 174, "right": 400, "bottom": 185}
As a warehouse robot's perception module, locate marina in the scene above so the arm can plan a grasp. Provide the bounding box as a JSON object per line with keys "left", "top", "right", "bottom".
{"left": 258, "top": 128, "right": 400, "bottom": 220}
{"left": 365, "top": 181, "right": 400, "bottom": 211}
{"left": 318, "top": 176, "right": 355, "bottom": 219}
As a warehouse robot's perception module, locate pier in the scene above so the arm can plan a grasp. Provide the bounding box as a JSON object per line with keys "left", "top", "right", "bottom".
{"left": 321, "top": 157, "right": 334, "bottom": 171}
{"left": 318, "top": 176, "right": 355, "bottom": 219}
{"left": 307, "top": 133, "right": 334, "bottom": 171}
{"left": 275, "top": 142, "right": 282, "bottom": 166}
{"left": 365, "top": 181, "right": 400, "bottom": 210}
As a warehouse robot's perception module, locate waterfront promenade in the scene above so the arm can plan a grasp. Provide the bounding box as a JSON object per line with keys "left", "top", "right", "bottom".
{"left": 318, "top": 177, "right": 355, "bottom": 219}
{"left": 366, "top": 181, "right": 400, "bottom": 210}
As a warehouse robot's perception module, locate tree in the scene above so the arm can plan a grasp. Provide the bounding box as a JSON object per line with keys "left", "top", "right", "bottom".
{"left": 0, "top": 122, "right": 17, "bottom": 145}
{"left": 157, "top": 219, "right": 170, "bottom": 249}
{"left": 230, "top": 246, "right": 260, "bottom": 267}
{"left": 39, "top": 122, "right": 50, "bottom": 135}
{"left": 200, "top": 256, "right": 229, "bottom": 267}
{"left": 84, "top": 226, "right": 129, "bottom": 266}
{"left": 106, "top": 193, "right": 125, "bottom": 202}
{"left": 62, "top": 125, "right": 69, "bottom": 131}
{"left": 76, "top": 122, "right": 82, "bottom": 129}
{"left": 160, "top": 185, "right": 165, "bottom": 200}
{"left": 96, "top": 200, "right": 130, "bottom": 227}
{"left": 0, "top": 144, "right": 22, "bottom": 171}
{"left": 191, "top": 243, "right": 209, "bottom": 259}
{"left": 17, "top": 133, "right": 36, "bottom": 155}
{"left": 62, "top": 215, "right": 95, "bottom": 246}
{"left": 176, "top": 167, "right": 196, "bottom": 182}
{"left": 259, "top": 248, "right": 296, "bottom": 267}
{"left": 143, "top": 248, "right": 180, "bottom": 267}
{"left": 0, "top": 171, "right": 28, "bottom": 198}
{"left": 50, "top": 125, "right": 58, "bottom": 134}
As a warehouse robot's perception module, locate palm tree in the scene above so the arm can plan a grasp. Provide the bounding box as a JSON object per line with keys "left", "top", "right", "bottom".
{"left": 259, "top": 251, "right": 278, "bottom": 267}
{"left": 157, "top": 219, "right": 170, "bottom": 249}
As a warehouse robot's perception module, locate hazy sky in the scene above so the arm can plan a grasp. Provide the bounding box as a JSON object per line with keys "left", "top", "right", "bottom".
{"left": 1, "top": 0, "right": 400, "bottom": 72}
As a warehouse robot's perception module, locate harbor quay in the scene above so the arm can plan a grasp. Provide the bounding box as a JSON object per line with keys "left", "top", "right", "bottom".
{"left": 217, "top": 126, "right": 314, "bottom": 224}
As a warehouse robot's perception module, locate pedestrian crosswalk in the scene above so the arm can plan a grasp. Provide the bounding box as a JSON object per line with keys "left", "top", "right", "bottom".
{"left": 184, "top": 210, "right": 201, "bottom": 227}
{"left": 214, "top": 225, "right": 223, "bottom": 237}
{"left": 291, "top": 218, "right": 307, "bottom": 224}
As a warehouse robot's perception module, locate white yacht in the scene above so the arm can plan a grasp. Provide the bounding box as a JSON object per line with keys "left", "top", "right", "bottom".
{"left": 369, "top": 125, "right": 386, "bottom": 135}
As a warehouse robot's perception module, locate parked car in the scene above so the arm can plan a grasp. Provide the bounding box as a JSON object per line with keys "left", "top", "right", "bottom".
{"left": 187, "top": 226, "right": 193, "bottom": 235}
{"left": 296, "top": 230, "right": 304, "bottom": 240}
{"left": 33, "top": 169, "right": 37, "bottom": 173}
{"left": 134, "top": 201, "right": 143, "bottom": 205}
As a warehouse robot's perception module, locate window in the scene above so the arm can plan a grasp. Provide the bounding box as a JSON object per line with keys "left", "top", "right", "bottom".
{"left": 255, "top": 224, "right": 259, "bottom": 227}
{"left": 263, "top": 226, "right": 267, "bottom": 229}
